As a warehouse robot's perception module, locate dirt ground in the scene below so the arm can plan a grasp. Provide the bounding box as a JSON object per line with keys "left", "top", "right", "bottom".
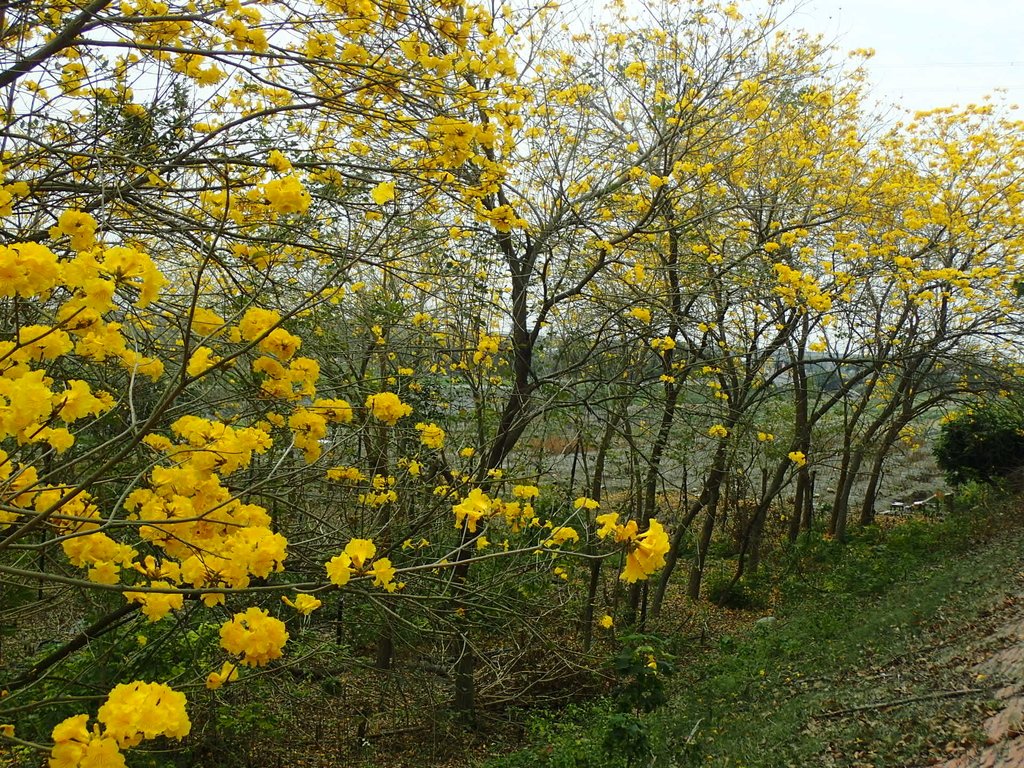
{"left": 931, "top": 603, "right": 1024, "bottom": 768}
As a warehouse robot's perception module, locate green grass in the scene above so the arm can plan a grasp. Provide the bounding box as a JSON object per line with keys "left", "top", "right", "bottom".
{"left": 484, "top": 498, "right": 1024, "bottom": 768}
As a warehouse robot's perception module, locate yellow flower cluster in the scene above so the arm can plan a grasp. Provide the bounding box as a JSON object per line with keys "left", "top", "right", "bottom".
{"left": 325, "top": 538, "right": 397, "bottom": 592}
{"left": 0, "top": 242, "right": 61, "bottom": 297}
{"left": 545, "top": 526, "right": 579, "bottom": 547}
{"left": 359, "top": 474, "right": 398, "bottom": 506}
{"left": 595, "top": 514, "right": 671, "bottom": 583}
{"left": 513, "top": 485, "right": 540, "bottom": 499}
{"left": 46, "top": 493, "right": 136, "bottom": 585}
{"left": 124, "top": 582, "right": 184, "bottom": 622}
{"left": 288, "top": 407, "right": 328, "bottom": 462}
{"left": 326, "top": 465, "right": 365, "bottom": 482}
{"left": 707, "top": 424, "right": 729, "bottom": 438}
{"left": 416, "top": 421, "right": 445, "bottom": 448}
{"left": 219, "top": 607, "right": 289, "bottom": 666}
{"left": 49, "top": 209, "right": 97, "bottom": 251}
{"left": 772, "top": 263, "right": 832, "bottom": 312}
{"left": 263, "top": 175, "right": 311, "bottom": 214}
{"left": 649, "top": 335, "right": 676, "bottom": 354}
{"left": 453, "top": 488, "right": 492, "bottom": 533}
{"left": 0, "top": 240, "right": 169, "bottom": 455}
{"left": 472, "top": 332, "right": 502, "bottom": 366}
{"left": 122, "top": 417, "right": 285, "bottom": 608}
{"left": 50, "top": 681, "right": 190, "bottom": 767}
{"left": 366, "top": 391, "right": 412, "bottom": 425}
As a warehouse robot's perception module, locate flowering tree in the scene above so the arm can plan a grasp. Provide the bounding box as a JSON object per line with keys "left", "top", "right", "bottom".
{"left": 2, "top": 0, "right": 1024, "bottom": 762}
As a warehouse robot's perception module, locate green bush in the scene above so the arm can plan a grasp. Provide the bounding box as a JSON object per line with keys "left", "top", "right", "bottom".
{"left": 705, "top": 573, "right": 766, "bottom": 610}
{"left": 935, "top": 404, "right": 1024, "bottom": 486}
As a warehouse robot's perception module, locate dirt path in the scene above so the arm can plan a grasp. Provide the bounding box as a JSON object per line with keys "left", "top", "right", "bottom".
{"left": 932, "top": 600, "right": 1024, "bottom": 767}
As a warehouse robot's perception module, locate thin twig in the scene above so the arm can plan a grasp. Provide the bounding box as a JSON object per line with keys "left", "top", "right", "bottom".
{"left": 818, "top": 688, "right": 986, "bottom": 718}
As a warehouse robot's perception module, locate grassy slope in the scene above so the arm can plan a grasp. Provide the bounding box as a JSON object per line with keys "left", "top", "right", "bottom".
{"left": 486, "top": 497, "right": 1024, "bottom": 768}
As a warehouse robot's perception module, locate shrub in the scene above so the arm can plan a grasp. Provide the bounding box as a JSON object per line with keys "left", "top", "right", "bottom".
{"left": 935, "top": 404, "right": 1024, "bottom": 486}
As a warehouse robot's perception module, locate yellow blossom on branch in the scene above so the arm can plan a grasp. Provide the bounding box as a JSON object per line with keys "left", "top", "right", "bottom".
{"left": 416, "top": 421, "right": 446, "bottom": 448}
{"left": 219, "top": 607, "right": 289, "bottom": 667}
{"left": 282, "top": 593, "right": 322, "bottom": 615}
{"left": 50, "top": 209, "right": 97, "bottom": 251}
{"left": 453, "top": 488, "right": 492, "bottom": 533}
{"left": 370, "top": 180, "right": 396, "bottom": 204}
{"left": 370, "top": 558, "right": 397, "bottom": 591}
{"left": 205, "top": 661, "right": 239, "bottom": 690}
{"left": 326, "top": 553, "right": 352, "bottom": 586}
{"left": 344, "top": 538, "right": 376, "bottom": 569}
{"left": 620, "top": 520, "right": 671, "bottom": 583}
{"left": 263, "top": 175, "right": 310, "bottom": 214}
{"left": 365, "top": 392, "right": 412, "bottom": 425}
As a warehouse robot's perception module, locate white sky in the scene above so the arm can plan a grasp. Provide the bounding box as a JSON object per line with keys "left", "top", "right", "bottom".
{"left": 789, "top": 0, "right": 1024, "bottom": 114}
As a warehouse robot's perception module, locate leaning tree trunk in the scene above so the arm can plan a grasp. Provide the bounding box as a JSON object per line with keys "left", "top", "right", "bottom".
{"left": 580, "top": 407, "right": 622, "bottom": 651}
{"left": 687, "top": 500, "right": 718, "bottom": 600}
{"left": 651, "top": 441, "right": 727, "bottom": 616}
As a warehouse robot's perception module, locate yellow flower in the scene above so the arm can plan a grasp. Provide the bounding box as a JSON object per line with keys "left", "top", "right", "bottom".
{"left": 326, "top": 553, "right": 352, "bottom": 586}
{"left": 205, "top": 661, "right": 239, "bottom": 690}
{"left": 238, "top": 307, "right": 281, "bottom": 341}
{"left": 365, "top": 392, "right": 412, "bottom": 425}
{"left": 574, "top": 496, "right": 600, "bottom": 510}
{"left": 459, "top": 446, "right": 475, "bottom": 458}
{"left": 416, "top": 422, "right": 446, "bottom": 449}
{"left": 282, "top": 593, "right": 322, "bottom": 615}
{"left": 595, "top": 512, "right": 620, "bottom": 538}
{"left": 326, "top": 465, "right": 364, "bottom": 483}
{"left": 546, "top": 526, "right": 579, "bottom": 547}
{"left": 219, "top": 607, "right": 289, "bottom": 667}
{"left": 649, "top": 335, "right": 675, "bottom": 353}
{"left": 370, "top": 557, "right": 397, "bottom": 591}
{"left": 51, "top": 209, "right": 97, "bottom": 251}
{"left": 599, "top": 614, "right": 614, "bottom": 629}
{"left": 624, "top": 60, "right": 646, "bottom": 79}
{"left": 620, "top": 520, "right": 670, "bottom": 583}
{"left": 0, "top": 242, "right": 61, "bottom": 297}
{"left": 186, "top": 346, "right": 221, "bottom": 377}
{"left": 344, "top": 538, "right": 376, "bottom": 569}
{"left": 628, "top": 307, "right": 652, "bottom": 323}
{"left": 96, "top": 681, "right": 191, "bottom": 747}
{"left": 707, "top": 424, "right": 729, "bottom": 439}
{"left": 788, "top": 451, "right": 807, "bottom": 467}
{"left": 263, "top": 175, "right": 310, "bottom": 214}
{"left": 453, "top": 488, "right": 492, "bottom": 533}
{"left": 312, "top": 398, "right": 353, "bottom": 423}
{"left": 370, "top": 180, "right": 395, "bottom": 204}
{"left": 124, "top": 581, "right": 184, "bottom": 622}
{"left": 267, "top": 149, "right": 292, "bottom": 172}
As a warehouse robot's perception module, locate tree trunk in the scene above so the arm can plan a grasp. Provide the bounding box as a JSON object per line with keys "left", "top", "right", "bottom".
{"left": 687, "top": 503, "right": 717, "bottom": 600}
{"left": 580, "top": 408, "right": 621, "bottom": 651}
